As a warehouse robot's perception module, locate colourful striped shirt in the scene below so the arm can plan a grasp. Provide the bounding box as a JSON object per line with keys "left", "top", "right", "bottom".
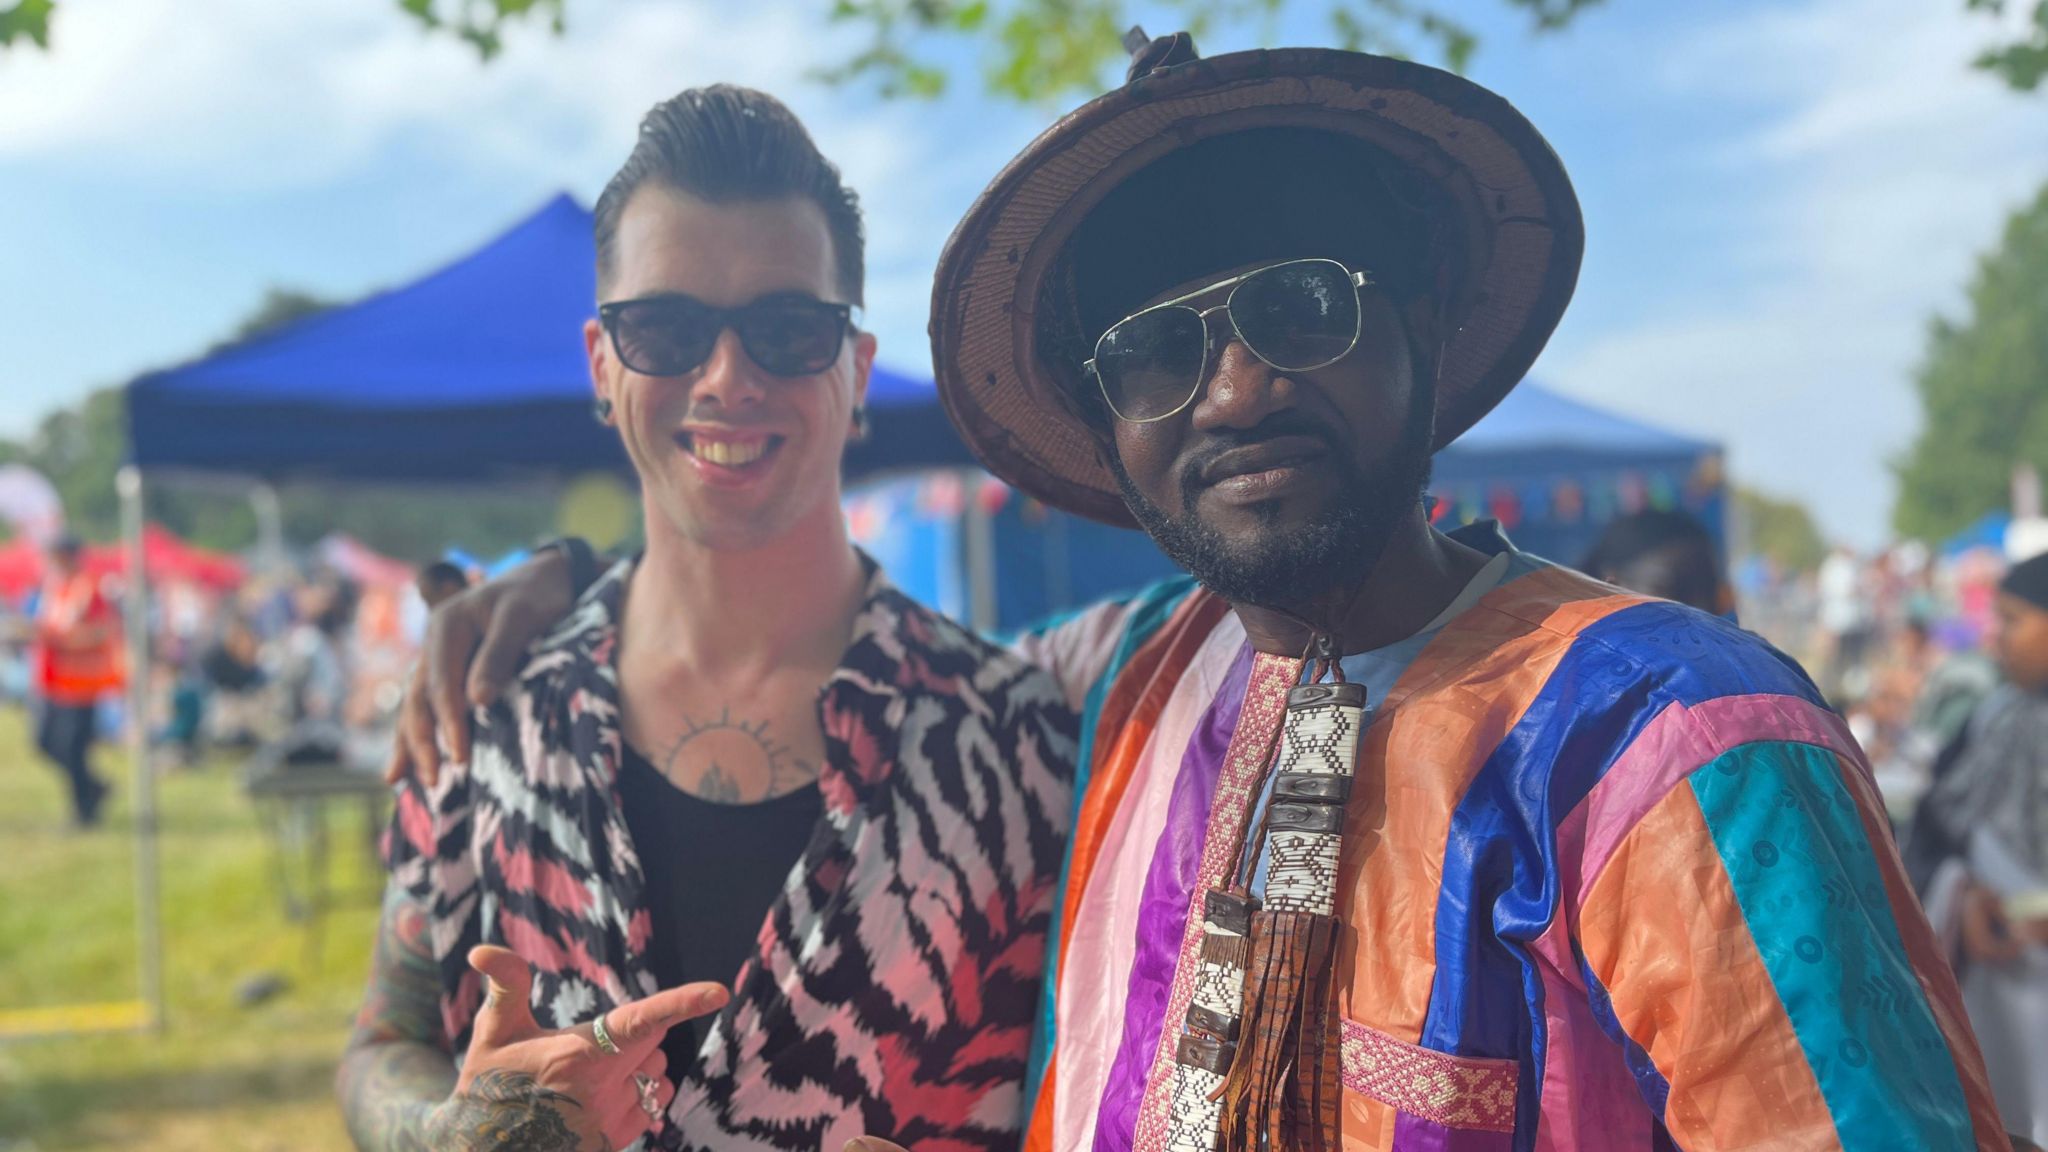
{"left": 1016, "top": 526, "right": 2007, "bottom": 1152}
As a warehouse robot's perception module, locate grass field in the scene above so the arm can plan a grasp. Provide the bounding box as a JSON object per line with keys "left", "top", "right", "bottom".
{"left": 0, "top": 707, "right": 382, "bottom": 1151}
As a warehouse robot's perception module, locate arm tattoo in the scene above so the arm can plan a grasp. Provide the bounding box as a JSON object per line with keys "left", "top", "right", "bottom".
{"left": 337, "top": 888, "right": 457, "bottom": 1151}
{"left": 427, "top": 1069, "right": 583, "bottom": 1151}
{"left": 339, "top": 892, "right": 591, "bottom": 1152}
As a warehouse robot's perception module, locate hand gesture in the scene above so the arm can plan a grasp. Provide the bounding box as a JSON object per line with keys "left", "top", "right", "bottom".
{"left": 389, "top": 550, "right": 577, "bottom": 787}
{"left": 428, "top": 945, "right": 728, "bottom": 1152}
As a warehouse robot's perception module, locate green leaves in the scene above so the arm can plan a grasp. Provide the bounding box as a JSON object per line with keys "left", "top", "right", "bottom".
{"left": 1969, "top": 0, "right": 2048, "bottom": 90}
{"left": 390, "top": 0, "right": 567, "bottom": 61}
{"left": 0, "top": 0, "right": 55, "bottom": 50}
{"left": 1894, "top": 182, "right": 2048, "bottom": 539}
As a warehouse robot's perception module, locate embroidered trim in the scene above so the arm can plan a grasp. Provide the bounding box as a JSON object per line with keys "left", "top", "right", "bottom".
{"left": 1132, "top": 651, "right": 1303, "bottom": 1152}
{"left": 1338, "top": 1017, "right": 1519, "bottom": 1133}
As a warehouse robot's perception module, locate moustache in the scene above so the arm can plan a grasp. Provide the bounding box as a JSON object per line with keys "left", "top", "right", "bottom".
{"left": 1177, "top": 412, "right": 1346, "bottom": 496}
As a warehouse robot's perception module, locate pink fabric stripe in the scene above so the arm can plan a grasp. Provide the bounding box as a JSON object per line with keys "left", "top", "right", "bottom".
{"left": 1556, "top": 692, "right": 1857, "bottom": 909}
{"left": 1128, "top": 652, "right": 1301, "bottom": 1152}
{"left": 1527, "top": 920, "right": 1653, "bottom": 1152}
{"left": 1053, "top": 617, "right": 1246, "bottom": 1152}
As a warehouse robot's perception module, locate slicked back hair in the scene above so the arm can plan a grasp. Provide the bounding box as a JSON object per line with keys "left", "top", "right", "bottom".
{"left": 593, "top": 85, "right": 865, "bottom": 306}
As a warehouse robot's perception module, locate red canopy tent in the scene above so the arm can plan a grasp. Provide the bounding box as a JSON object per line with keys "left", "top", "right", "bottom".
{"left": 0, "top": 525, "right": 245, "bottom": 603}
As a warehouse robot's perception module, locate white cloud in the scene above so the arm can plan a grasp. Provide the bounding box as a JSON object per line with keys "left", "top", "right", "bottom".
{"left": 0, "top": 0, "right": 1040, "bottom": 377}
{"left": 1544, "top": 0, "right": 2048, "bottom": 545}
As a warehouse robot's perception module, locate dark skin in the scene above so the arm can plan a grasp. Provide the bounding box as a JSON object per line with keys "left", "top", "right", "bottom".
{"left": 1100, "top": 263, "right": 1488, "bottom": 659}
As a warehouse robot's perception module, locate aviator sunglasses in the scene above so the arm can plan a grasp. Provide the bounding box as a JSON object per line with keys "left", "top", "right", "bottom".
{"left": 1084, "top": 258, "right": 1374, "bottom": 423}
{"left": 598, "top": 292, "right": 861, "bottom": 379}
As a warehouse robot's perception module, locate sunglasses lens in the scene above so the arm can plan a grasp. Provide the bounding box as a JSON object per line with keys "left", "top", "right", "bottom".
{"left": 737, "top": 300, "right": 848, "bottom": 376}
{"left": 610, "top": 300, "right": 719, "bottom": 377}
{"left": 1229, "top": 260, "right": 1360, "bottom": 371}
{"left": 1096, "top": 307, "right": 1208, "bottom": 421}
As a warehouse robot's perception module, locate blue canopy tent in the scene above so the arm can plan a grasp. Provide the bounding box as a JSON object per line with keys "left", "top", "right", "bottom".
{"left": 1430, "top": 382, "right": 1724, "bottom": 567}
{"left": 126, "top": 194, "right": 970, "bottom": 484}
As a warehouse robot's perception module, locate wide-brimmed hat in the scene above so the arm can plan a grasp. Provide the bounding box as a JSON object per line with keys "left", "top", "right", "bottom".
{"left": 930, "top": 31, "right": 1584, "bottom": 527}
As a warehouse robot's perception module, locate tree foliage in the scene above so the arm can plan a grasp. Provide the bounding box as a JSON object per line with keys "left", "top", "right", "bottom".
{"left": 1734, "top": 485, "right": 1827, "bottom": 574}
{"left": 0, "top": 0, "right": 52, "bottom": 49}
{"left": 9, "top": 0, "right": 2045, "bottom": 98}
{"left": 1893, "top": 181, "right": 2048, "bottom": 541}
{"left": 1966, "top": 0, "right": 2048, "bottom": 91}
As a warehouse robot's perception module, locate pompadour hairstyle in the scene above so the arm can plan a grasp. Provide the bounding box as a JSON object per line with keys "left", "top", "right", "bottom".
{"left": 592, "top": 85, "right": 865, "bottom": 306}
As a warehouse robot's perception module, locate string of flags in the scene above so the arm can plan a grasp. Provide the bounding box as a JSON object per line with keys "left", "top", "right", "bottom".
{"left": 848, "top": 457, "right": 1725, "bottom": 541}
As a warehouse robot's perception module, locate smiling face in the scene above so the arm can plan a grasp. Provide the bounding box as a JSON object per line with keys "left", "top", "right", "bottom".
{"left": 1101, "top": 260, "right": 1436, "bottom": 613}
{"left": 584, "top": 184, "right": 874, "bottom": 552}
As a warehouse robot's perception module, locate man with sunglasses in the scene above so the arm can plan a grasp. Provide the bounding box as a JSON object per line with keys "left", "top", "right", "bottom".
{"left": 398, "top": 36, "right": 2014, "bottom": 1152}
{"left": 338, "top": 85, "right": 1075, "bottom": 1152}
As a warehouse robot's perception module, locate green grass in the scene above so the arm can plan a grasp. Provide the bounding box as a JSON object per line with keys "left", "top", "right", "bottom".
{"left": 0, "top": 708, "right": 382, "bottom": 1151}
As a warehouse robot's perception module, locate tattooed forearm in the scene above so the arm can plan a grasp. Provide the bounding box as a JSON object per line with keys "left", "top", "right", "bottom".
{"left": 338, "top": 888, "right": 457, "bottom": 1151}
{"left": 428, "top": 1069, "right": 584, "bottom": 1151}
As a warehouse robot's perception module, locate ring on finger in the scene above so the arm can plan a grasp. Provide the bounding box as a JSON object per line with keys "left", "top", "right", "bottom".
{"left": 634, "top": 1073, "right": 662, "bottom": 1120}
{"left": 591, "top": 1011, "right": 622, "bottom": 1055}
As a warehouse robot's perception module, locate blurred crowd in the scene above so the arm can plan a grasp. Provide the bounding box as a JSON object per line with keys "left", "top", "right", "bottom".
{"left": 0, "top": 532, "right": 457, "bottom": 825}
{"left": 1737, "top": 538, "right": 2015, "bottom": 825}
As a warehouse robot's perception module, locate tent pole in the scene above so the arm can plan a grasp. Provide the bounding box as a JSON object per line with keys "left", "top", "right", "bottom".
{"left": 117, "top": 466, "right": 164, "bottom": 1032}
{"left": 249, "top": 482, "right": 284, "bottom": 575}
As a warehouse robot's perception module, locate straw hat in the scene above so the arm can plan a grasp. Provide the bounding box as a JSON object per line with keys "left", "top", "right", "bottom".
{"left": 930, "top": 31, "right": 1584, "bottom": 527}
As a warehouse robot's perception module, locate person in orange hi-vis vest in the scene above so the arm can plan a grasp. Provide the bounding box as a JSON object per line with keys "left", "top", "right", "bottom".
{"left": 33, "top": 533, "right": 123, "bottom": 826}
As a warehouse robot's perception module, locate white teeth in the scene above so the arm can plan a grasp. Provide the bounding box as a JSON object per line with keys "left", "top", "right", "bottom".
{"left": 694, "top": 437, "right": 768, "bottom": 467}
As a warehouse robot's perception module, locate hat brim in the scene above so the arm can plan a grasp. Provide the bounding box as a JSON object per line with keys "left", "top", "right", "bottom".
{"left": 931, "top": 46, "right": 1585, "bottom": 528}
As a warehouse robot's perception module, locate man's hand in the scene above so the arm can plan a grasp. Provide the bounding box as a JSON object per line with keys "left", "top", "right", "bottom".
{"left": 389, "top": 551, "right": 577, "bottom": 787}
{"left": 427, "top": 945, "right": 727, "bottom": 1152}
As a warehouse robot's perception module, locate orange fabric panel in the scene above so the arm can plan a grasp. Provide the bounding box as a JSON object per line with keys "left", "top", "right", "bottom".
{"left": 1337, "top": 566, "right": 1638, "bottom": 1042}
{"left": 1341, "top": 1089, "right": 1400, "bottom": 1152}
{"left": 1578, "top": 783, "right": 1841, "bottom": 1152}
{"left": 1023, "top": 1052, "right": 1058, "bottom": 1152}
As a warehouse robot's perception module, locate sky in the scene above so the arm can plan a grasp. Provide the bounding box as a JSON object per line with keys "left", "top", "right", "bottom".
{"left": 0, "top": 0, "right": 2043, "bottom": 545}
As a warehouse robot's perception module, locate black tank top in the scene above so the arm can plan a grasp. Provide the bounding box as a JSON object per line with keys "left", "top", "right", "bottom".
{"left": 616, "top": 743, "right": 823, "bottom": 1081}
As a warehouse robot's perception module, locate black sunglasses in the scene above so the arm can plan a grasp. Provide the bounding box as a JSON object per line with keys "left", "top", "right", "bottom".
{"left": 1083, "top": 258, "right": 1374, "bottom": 423}
{"left": 598, "top": 293, "right": 860, "bottom": 379}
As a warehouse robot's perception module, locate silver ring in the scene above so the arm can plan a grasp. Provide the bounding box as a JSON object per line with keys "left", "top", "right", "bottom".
{"left": 635, "top": 1073, "right": 662, "bottom": 1120}
{"left": 590, "top": 1011, "right": 621, "bottom": 1055}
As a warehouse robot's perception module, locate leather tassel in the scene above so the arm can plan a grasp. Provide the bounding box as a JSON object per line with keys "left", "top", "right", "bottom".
{"left": 1214, "top": 909, "right": 1342, "bottom": 1151}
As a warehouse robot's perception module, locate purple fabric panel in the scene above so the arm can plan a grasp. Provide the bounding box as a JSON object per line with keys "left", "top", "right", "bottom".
{"left": 1391, "top": 1112, "right": 1516, "bottom": 1152}
{"left": 1089, "top": 644, "right": 1254, "bottom": 1152}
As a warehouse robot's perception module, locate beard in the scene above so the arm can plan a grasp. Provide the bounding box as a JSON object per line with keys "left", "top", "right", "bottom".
{"left": 1110, "top": 386, "right": 1435, "bottom": 618}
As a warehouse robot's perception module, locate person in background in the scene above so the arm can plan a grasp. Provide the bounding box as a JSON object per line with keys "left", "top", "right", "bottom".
{"left": 280, "top": 577, "right": 358, "bottom": 761}
{"left": 31, "top": 533, "right": 122, "bottom": 826}
{"left": 1915, "top": 551, "right": 2048, "bottom": 1146}
{"left": 199, "top": 610, "right": 267, "bottom": 748}
{"left": 1579, "top": 507, "right": 1728, "bottom": 613}
{"left": 414, "top": 561, "right": 470, "bottom": 611}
